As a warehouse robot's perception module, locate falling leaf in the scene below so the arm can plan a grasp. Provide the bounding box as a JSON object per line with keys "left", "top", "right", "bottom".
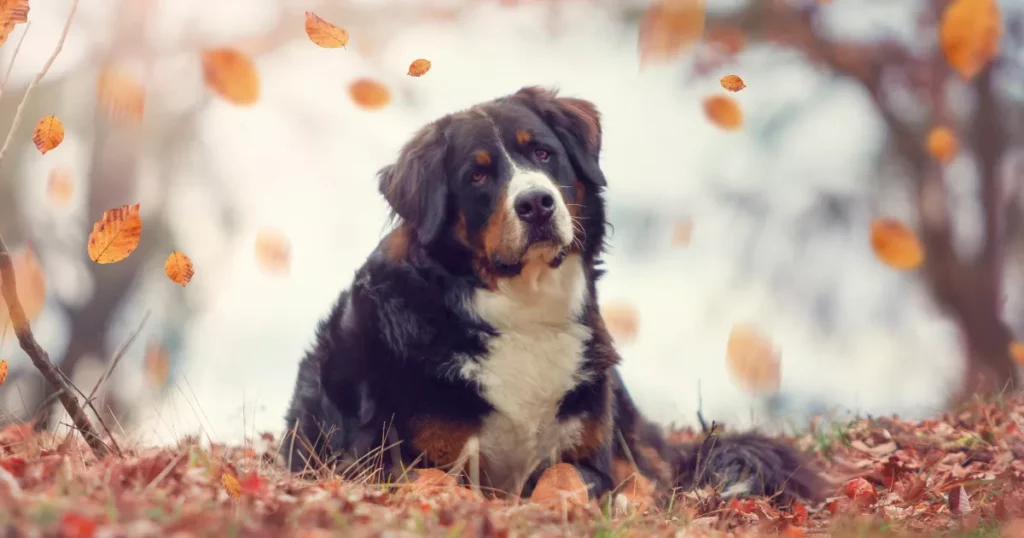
{"left": 1009, "top": 341, "right": 1024, "bottom": 366}
{"left": 254, "top": 230, "right": 291, "bottom": 275}
{"left": 638, "top": 0, "right": 706, "bottom": 66}
{"left": 939, "top": 0, "right": 1002, "bottom": 80}
{"left": 0, "top": 245, "right": 47, "bottom": 332}
{"left": 601, "top": 300, "right": 639, "bottom": 344}
{"left": 0, "top": 360, "right": 7, "bottom": 385}
{"left": 222, "top": 472, "right": 241, "bottom": 499}
{"left": 143, "top": 341, "right": 170, "bottom": 389}
{"left": 0, "top": 0, "right": 29, "bottom": 48}
{"left": 59, "top": 512, "right": 97, "bottom": 538}
{"left": 304, "top": 11, "right": 349, "bottom": 48}
{"left": 927, "top": 126, "right": 959, "bottom": 163}
{"left": 949, "top": 485, "right": 972, "bottom": 514}
{"left": 870, "top": 218, "right": 925, "bottom": 270}
{"left": 720, "top": 74, "right": 746, "bottom": 92}
{"left": 46, "top": 167, "right": 74, "bottom": 208}
{"left": 725, "top": 323, "right": 781, "bottom": 395}
{"left": 201, "top": 49, "right": 260, "bottom": 106}
{"left": 32, "top": 115, "right": 64, "bottom": 154}
{"left": 349, "top": 78, "right": 391, "bottom": 110}
{"left": 704, "top": 27, "right": 745, "bottom": 55}
{"left": 530, "top": 463, "right": 589, "bottom": 509}
{"left": 672, "top": 220, "right": 693, "bottom": 247}
{"left": 164, "top": 251, "right": 195, "bottom": 287}
{"left": 702, "top": 94, "right": 743, "bottom": 130}
{"left": 407, "top": 59, "right": 431, "bottom": 77}
{"left": 86, "top": 203, "right": 143, "bottom": 264}
{"left": 97, "top": 68, "right": 145, "bottom": 125}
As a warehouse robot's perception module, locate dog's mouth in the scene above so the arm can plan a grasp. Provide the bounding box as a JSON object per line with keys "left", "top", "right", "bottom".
{"left": 491, "top": 240, "right": 569, "bottom": 277}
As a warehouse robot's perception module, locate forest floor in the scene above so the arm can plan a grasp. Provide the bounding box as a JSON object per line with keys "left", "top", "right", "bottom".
{"left": 2, "top": 394, "right": 1024, "bottom": 537}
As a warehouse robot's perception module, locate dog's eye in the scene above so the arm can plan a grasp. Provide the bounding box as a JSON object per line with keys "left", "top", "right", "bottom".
{"left": 534, "top": 149, "right": 550, "bottom": 162}
{"left": 471, "top": 171, "right": 488, "bottom": 184}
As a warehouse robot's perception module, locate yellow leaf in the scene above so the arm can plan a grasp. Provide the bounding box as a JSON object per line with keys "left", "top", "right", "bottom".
{"left": 46, "top": 167, "right": 74, "bottom": 208}
{"left": 725, "top": 324, "right": 781, "bottom": 395}
{"left": 601, "top": 300, "right": 639, "bottom": 344}
{"left": 702, "top": 94, "right": 743, "bottom": 130}
{"left": 1010, "top": 341, "right": 1024, "bottom": 366}
{"left": 164, "top": 251, "right": 195, "bottom": 287}
{"left": 720, "top": 74, "right": 746, "bottom": 92}
{"left": 349, "top": 78, "right": 391, "bottom": 110}
{"left": 870, "top": 218, "right": 925, "bottom": 270}
{"left": 638, "top": 0, "right": 705, "bottom": 66}
{"left": 672, "top": 220, "right": 693, "bottom": 248}
{"left": 304, "top": 11, "right": 349, "bottom": 48}
{"left": 407, "top": 59, "right": 431, "bottom": 77}
{"left": 32, "top": 115, "right": 64, "bottom": 155}
{"left": 939, "top": 0, "right": 1002, "bottom": 80}
{"left": 255, "top": 230, "right": 291, "bottom": 275}
{"left": 0, "top": 360, "right": 7, "bottom": 385}
{"left": 97, "top": 68, "right": 145, "bottom": 126}
{"left": 87, "top": 203, "right": 143, "bottom": 264}
{"left": 143, "top": 341, "right": 170, "bottom": 388}
{"left": 0, "top": 244, "right": 47, "bottom": 332}
{"left": 221, "top": 472, "right": 241, "bottom": 499}
{"left": 201, "top": 49, "right": 260, "bottom": 106}
{"left": 926, "top": 126, "right": 959, "bottom": 163}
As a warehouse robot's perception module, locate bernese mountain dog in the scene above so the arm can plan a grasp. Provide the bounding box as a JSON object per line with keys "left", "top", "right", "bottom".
{"left": 281, "top": 86, "right": 827, "bottom": 506}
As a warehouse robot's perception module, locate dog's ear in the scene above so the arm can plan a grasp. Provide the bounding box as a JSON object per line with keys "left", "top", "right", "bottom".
{"left": 513, "top": 86, "right": 606, "bottom": 187}
{"left": 377, "top": 123, "right": 450, "bottom": 244}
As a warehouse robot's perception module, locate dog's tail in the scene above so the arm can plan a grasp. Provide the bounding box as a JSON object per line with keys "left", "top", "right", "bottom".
{"left": 610, "top": 372, "right": 829, "bottom": 505}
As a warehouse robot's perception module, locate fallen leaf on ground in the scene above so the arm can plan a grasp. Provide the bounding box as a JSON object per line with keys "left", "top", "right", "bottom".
{"left": 927, "top": 126, "right": 959, "bottom": 163}
{"left": 46, "top": 167, "right": 74, "bottom": 208}
{"left": 0, "top": 245, "right": 46, "bottom": 331}
{"left": 59, "top": 512, "right": 97, "bottom": 538}
{"left": 408, "top": 59, "right": 431, "bottom": 77}
{"left": 254, "top": 230, "right": 291, "bottom": 275}
{"left": 601, "top": 300, "right": 639, "bottom": 344}
{"left": 164, "top": 251, "right": 195, "bottom": 287}
{"left": 201, "top": 49, "right": 260, "bottom": 106}
{"left": 949, "top": 485, "right": 972, "bottom": 514}
{"left": 304, "top": 11, "right": 349, "bottom": 48}
{"left": 939, "top": 0, "right": 1002, "bottom": 80}
{"left": 410, "top": 468, "right": 457, "bottom": 492}
{"left": 720, "top": 74, "right": 745, "bottom": 92}
{"left": 97, "top": 68, "right": 145, "bottom": 125}
{"left": 349, "top": 78, "right": 391, "bottom": 110}
{"left": 530, "top": 463, "right": 588, "bottom": 509}
{"left": 638, "top": 0, "right": 706, "bottom": 66}
{"left": 702, "top": 94, "right": 743, "bottom": 130}
{"left": 725, "top": 323, "right": 781, "bottom": 395}
{"left": 870, "top": 218, "right": 925, "bottom": 270}
{"left": 843, "top": 477, "right": 878, "bottom": 507}
{"left": 222, "top": 472, "right": 241, "bottom": 499}
{"left": 87, "top": 203, "right": 143, "bottom": 264}
{"left": 32, "top": 115, "right": 64, "bottom": 154}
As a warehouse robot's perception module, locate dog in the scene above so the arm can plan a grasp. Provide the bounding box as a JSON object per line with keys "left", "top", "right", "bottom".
{"left": 280, "top": 86, "right": 827, "bottom": 505}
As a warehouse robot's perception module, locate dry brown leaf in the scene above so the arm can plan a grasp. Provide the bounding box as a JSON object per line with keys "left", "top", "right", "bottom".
{"left": 870, "top": 218, "right": 925, "bottom": 270}
{"left": 530, "top": 463, "right": 589, "bottom": 509}
{"left": 46, "top": 167, "right": 74, "bottom": 208}
{"left": 638, "top": 0, "right": 706, "bottom": 66}
{"left": 0, "top": 0, "right": 29, "bottom": 47}
{"left": 949, "top": 485, "right": 972, "bottom": 515}
{"left": 720, "top": 74, "right": 746, "bottom": 92}
{"left": 254, "top": 230, "right": 291, "bottom": 275}
{"left": 601, "top": 300, "right": 639, "bottom": 344}
{"left": 164, "top": 251, "right": 195, "bottom": 287}
{"left": 725, "top": 323, "right": 781, "bottom": 395}
{"left": 410, "top": 468, "right": 457, "bottom": 492}
{"left": 32, "top": 115, "right": 64, "bottom": 155}
{"left": 304, "top": 11, "right": 349, "bottom": 48}
{"left": 349, "top": 78, "right": 391, "bottom": 110}
{"left": 939, "top": 0, "right": 1002, "bottom": 80}
{"left": 702, "top": 94, "right": 743, "bottom": 130}
{"left": 0, "top": 360, "right": 7, "bottom": 385}
{"left": 87, "top": 203, "right": 143, "bottom": 264}
{"left": 407, "top": 59, "right": 431, "bottom": 77}
{"left": 221, "top": 472, "right": 241, "bottom": 499}
{"left": 1009, "top": 341, "right": 1024, "bottom": 366}
{"left": 201, "top": 49, "right": 260, "bottom": 106}
{"left": 143, "top": 341, "right": 170, "bottom": 389}
{"left": 97, "top": 68, "right": 145, "bottom": 125}
{"left": 672, "top": 220, "right": 693, "bottom": 248}
{"left": 926, "top": 126, "right": 959, "bottom": 163}
{"left": 0, "top": 245, "right": 47, "bottom": 332}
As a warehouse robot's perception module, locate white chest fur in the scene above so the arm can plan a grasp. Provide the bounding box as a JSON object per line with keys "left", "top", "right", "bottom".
{"left": 460, "top": 254, "right": 592, "bottom": 495}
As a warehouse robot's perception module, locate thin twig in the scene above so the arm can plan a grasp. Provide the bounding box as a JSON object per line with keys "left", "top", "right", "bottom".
{"left": 85, "top": 310, "right": 151, "bottom": 405}
{"left": 0, "top": 22, "right": 31, "bottom": 103}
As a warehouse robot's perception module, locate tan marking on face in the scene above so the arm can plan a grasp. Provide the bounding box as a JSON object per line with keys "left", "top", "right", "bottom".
{"left": 480, "top": 188, "right": 511, "bottom": 262}
{"left": 409, "top": 417, "right": 480, "bottom": 467}
{"left": 454, "top": 212, "right": 470, "bottom": 245}
{"left": 474, "top": 150, "right": 492, "bottom": 166}
{"left": 516, "top": 129, "right": 532, "bottom": 145}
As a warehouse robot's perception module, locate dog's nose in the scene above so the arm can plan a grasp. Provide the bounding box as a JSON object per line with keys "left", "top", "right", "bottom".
{"left": 514, "top": 189, "right": 556, "bottom": 225}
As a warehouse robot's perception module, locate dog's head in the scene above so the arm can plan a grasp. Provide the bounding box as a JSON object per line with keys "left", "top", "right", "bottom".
{"left": 378, "top": 86, "right": 607, "bottom": 281}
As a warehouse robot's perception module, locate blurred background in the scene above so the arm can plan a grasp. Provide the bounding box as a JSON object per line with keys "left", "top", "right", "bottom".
{"left": 0, "top": 0, "right": 1022, "bottom": 448}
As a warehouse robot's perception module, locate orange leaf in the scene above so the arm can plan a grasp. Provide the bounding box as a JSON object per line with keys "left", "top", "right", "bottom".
{"left": 926, "top": 126, "right": 959, "bottom": 163}
{"left": 46, "top": 167, "right": 74, "bottom": 208}
{"left": 410, "top": 468, "right": 458, "bottom": 493}
{"left": 254, "top": 230, "right": 291, "bottom": 275}
{"left": 86, "top": 203, "right": 143, "bottom": 264}
{"left": 702, "top": 94, "right": 743, "bottom": 130}
{"left": 32, "top": 115, "right": 64, "bottom": 154}
{"left": 725, "top": 323, "right": 781, "bottom": 395}
{"left": 1009, "top": 341, "right": 1024, "bottom": 366}
{"left": 530, "top": 463, "right": 589, "bottom": 509}
{"left": 939, "top": 0, "right": 1002, "bottom": 80}
{"left": 407, "top": 59, "right": 432, "bottom": 77}
{"left": 672, "top": 220, "right": 693, "bottom": 247}
{"left": 59, "top": 512, "right": 97, "bottom": 538}
{"left": 0, "top": 0, "right": 28, "bottom": 47}
{"left": 221, "top": 472, "right": 241, "bottom": 499}
{"left": 0, "top": 245, "right": 47, "bottom": 332}
{"left": 304, "top": 11, "right": 349, "bottom": 48}
{"left": 601, "top": 300, "right": 639, "bottom": 344}
{"left": 720, "top": 74, "right": 746, "bottom": 92}
{"left": 638, "top": 0, "right": 706, "bottom": 66}
{"left": 870, "top": 218, "right": 925, "bottom": 270}
{"left": 349, "top": 78, "right": 391, "bottom": 110}
{"left": 164, "top": 251, "right": 195, "bottom": 287}
{"left": 201, "top": 49, "right": 260, "bottom": 106}
{"left": 0, "top": 360, "right": 7, "bottom": 385}
{"left": 143, "top": 341, "right": 170, "bottom": 389}
{"left": 97, "top": 68, "right": 145, "bottom": 126}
